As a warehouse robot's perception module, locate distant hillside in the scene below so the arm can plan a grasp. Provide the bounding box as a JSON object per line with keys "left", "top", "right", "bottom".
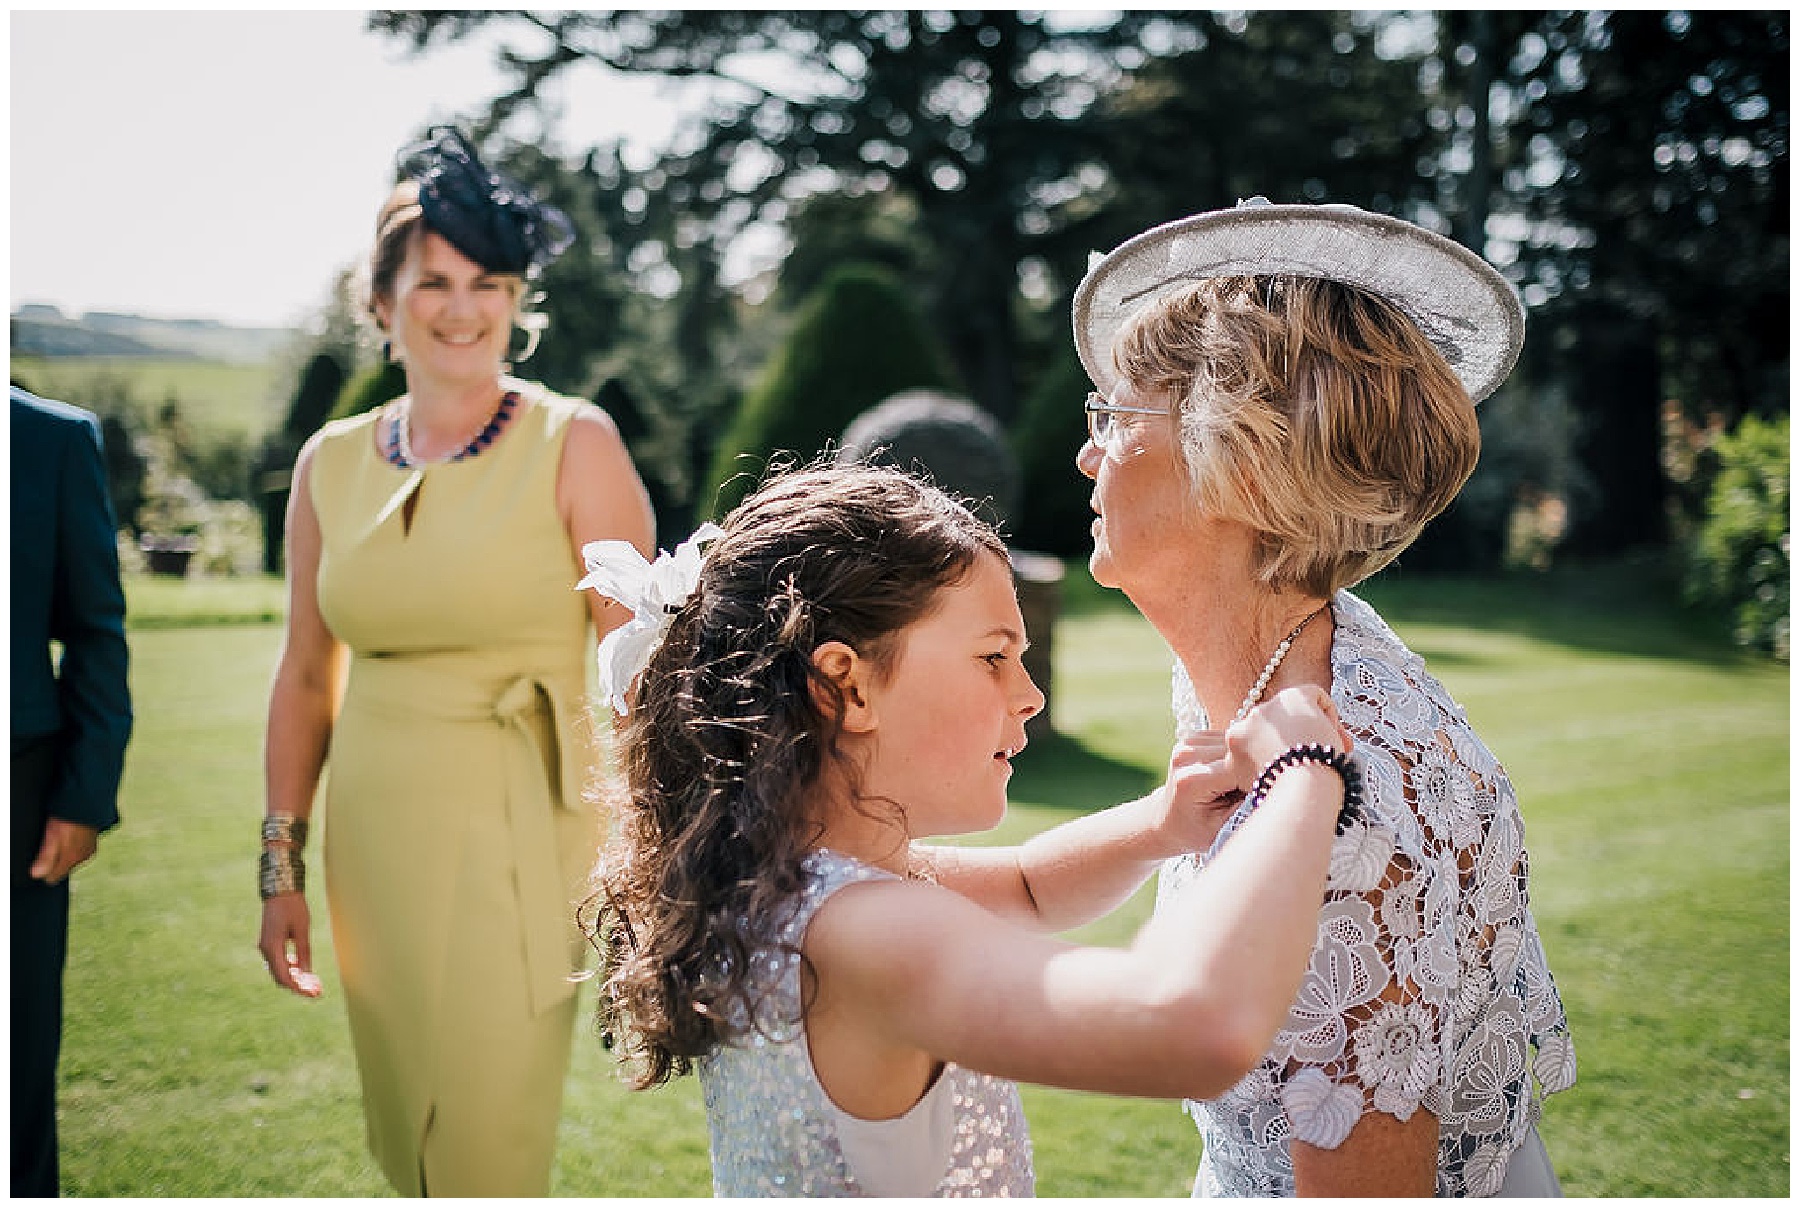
{"left": 11, "top": 305, "right": 295, "bottom": 364}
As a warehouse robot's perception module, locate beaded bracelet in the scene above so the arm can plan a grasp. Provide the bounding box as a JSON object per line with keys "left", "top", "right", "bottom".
{"left": 1248, "top": 742, "right": 1363, "bottom": 835}
{"left": 259, "top": 847, "right": 306, "bottom": 900}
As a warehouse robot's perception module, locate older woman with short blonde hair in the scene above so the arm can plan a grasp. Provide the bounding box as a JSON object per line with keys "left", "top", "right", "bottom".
{"left": 1072, "top": 199, "right": 1576, "bottom": 1197}
{"left": 1114, "top": 276, "right": 1480, "bottom": 597}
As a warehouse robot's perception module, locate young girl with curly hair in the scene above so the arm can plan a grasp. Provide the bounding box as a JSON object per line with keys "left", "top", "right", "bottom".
{"left": 579, "top": 463, "right": 1360, "bottom": 1196}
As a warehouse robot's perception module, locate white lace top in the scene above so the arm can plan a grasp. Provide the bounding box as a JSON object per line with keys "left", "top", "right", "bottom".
{"left": 1157, "top": 590, "right": 1576, "bottom": 1197}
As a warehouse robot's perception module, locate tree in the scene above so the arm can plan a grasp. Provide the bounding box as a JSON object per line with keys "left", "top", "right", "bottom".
{"left": 775, "top": 189, "right": 931, "bottom": 310}
{"left": 478, "top": 137, "right": 638, "bottom": 398}
{"left": 1686, "top": 412, "right": 1789, "bottom": 658}
{"left": 704, "top": 263, "right": 959, "bottom": 517}
{"left": 1009, "top": 346, "right": 1094, "bottom": 558}
{"left": 1504, "top": 11, "right": 1787, "bottom": 419}
{"left": 1494, "top": 11, "right": 1789, "bottom": 551}
{"left": 329, "top": 360, "right": 407, "bottom": 422}
{"left": 370, "top": 9, "right": 1787, "bottom": 569}
{"left": 594, "top": 375, "right": 691, "bottom": 544}
{"left": 257, "top": 351, "right": 346, "bottom": 573}
{"left": 372, "top": 10, "right": 1135, "bottom": 422}
{"left": 1054, "top": 11, "right": 1441, "bottom": 263}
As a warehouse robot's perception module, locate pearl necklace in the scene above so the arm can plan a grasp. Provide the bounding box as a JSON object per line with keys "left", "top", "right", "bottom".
{"left": 384, "top": 391, "right": 518, "bottom": 469}
{"left": 1233, "top": 603, "right": 1330, "bottom": 722}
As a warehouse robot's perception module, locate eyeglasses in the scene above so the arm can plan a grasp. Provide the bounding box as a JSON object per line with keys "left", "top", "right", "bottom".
{"left": 1084, "top": 391, "right": 1170, "bottom": 448}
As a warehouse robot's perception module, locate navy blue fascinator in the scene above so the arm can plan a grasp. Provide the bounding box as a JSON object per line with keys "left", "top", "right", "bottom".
{"left": 397, "top": 126, "right": 574, "bottom": 277}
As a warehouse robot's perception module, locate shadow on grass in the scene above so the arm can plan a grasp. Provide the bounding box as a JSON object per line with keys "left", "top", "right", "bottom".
{"left": 129, "top": 610, "right": 284, "bottom": 629}
{"left": 1010, "top": 727, "right": 1159, "bottom": 815}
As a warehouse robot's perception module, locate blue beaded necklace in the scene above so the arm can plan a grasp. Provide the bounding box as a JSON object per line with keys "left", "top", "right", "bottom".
{"left": 383, "top": 390, "right": 519, "bottom": 469}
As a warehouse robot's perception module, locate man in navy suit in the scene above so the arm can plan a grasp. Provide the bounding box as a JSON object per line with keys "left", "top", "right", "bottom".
{"left": 11, "top": 386, "right": 133, "bottom": 1197}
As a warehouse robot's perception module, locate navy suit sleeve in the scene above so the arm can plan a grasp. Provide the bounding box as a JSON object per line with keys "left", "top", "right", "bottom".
{"left": 47, "top": 411, "right": 132, "bottom": 832}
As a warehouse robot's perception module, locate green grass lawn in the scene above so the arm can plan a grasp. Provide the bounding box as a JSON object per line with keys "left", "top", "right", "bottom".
{"left": 58, "top": 559, "right": 1787, "bottom": 1195}
{"left": 125, "top": 572, "right": 288, "bottom": 629}
{"left": 12, "top": 356, "right": 288, "bottom": 447}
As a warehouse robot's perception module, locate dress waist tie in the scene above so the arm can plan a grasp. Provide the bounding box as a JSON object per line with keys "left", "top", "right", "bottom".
{"left": 494, "top": 674, "right": 588, "bottom": 1016}
{"left": 340, "top": 654, "right": 596, "bottom": 1015}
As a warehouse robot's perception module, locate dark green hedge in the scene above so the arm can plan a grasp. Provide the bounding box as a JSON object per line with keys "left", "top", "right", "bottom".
{"left": 1009, "top": 346, "right": 1096, "bottom": 557}
{"left": 702, "top": 263, "right": 959, "bottom": 519}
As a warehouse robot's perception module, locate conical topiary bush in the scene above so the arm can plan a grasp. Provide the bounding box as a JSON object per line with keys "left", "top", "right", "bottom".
{"left": 703, "top": 262, "right": 960, "bottom": 518}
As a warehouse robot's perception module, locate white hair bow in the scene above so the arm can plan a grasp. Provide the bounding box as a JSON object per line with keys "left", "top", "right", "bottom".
{"left": 577, "top": 522, "right": 724, "bottom": 714}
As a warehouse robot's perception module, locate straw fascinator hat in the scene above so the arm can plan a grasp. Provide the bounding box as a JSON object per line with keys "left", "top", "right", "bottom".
{"left": 1073, "top": 198, "right": 1526, "bottom": 404}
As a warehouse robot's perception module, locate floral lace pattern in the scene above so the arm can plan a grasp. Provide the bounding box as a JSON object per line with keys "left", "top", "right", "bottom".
{"left": 1158, "top": 590, "right": 1575, "bottom": 1197}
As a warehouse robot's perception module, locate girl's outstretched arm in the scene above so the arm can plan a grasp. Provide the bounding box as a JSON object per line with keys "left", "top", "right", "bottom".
{"left": 919, "top": 697, "right": 1341, "bottom": 932}
{"left": 912, "top": 729, "right": 1239, "bottom": 930}
{"left": 805, "top": 686, "right": 1349, "bottom": 1106}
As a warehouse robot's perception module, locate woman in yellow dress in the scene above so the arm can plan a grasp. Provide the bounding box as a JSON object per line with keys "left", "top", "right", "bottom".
{"left": 256, "top": 127, "right": 655, "bottom": 1195}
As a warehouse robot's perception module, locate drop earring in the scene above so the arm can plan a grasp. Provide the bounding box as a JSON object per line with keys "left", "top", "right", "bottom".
{"left": 510, "top": 300, "right": 548, "bottom": 367}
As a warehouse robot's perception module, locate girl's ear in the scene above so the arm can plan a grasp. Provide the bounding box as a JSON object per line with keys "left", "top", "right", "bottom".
{"left": 811, "top": 641, "right": 876, "bottom": 733}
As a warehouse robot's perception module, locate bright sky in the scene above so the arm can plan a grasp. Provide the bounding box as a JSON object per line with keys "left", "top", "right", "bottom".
{"left": 10, "top": 10, "right": 690, "bottom": 329}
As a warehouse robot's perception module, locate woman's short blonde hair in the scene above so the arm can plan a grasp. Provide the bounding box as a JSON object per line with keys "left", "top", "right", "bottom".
{"left": 1113, "top": 275, "right": 1481, "bottom": 596}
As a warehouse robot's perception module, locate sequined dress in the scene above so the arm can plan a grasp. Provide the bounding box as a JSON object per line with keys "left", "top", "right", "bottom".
{"left": 1157, "top": 590, "right": 1576, "bottom": 1197}
{"left": 699, "top": 849, "right": 1035, "bottom": 1197}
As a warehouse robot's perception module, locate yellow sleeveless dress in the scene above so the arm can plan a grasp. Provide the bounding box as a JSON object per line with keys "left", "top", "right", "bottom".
{"left": 309, "top": 384, "right": 600, "bottom": 1195}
